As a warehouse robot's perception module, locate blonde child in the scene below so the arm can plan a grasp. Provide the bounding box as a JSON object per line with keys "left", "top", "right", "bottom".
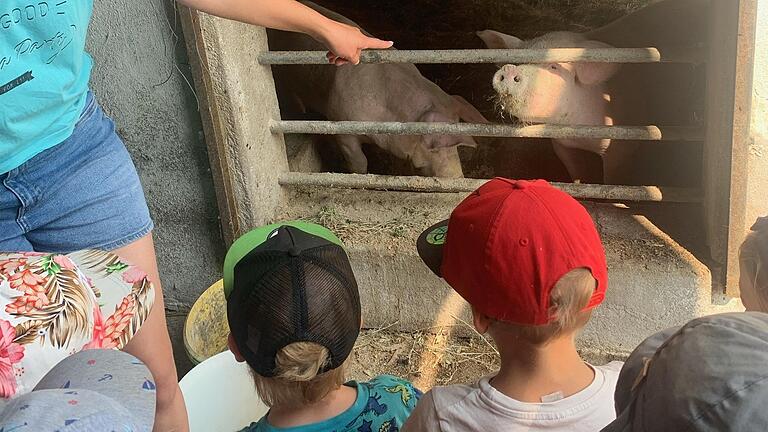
{"left": 224, "top": 221, "right": 421, "bottom": 432}
{"left": 740, "top": 216, "right": 768, "bottom": 311}
{"left": 404, "top": 179, "right": 623, "bottom": 432}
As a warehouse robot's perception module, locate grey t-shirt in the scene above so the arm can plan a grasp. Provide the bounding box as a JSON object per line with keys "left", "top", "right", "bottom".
{"left": 402, "top": 362, "right": 623, "bottom": 432}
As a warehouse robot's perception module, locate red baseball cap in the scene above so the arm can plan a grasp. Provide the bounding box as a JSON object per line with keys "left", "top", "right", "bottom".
{"left": 416, "top": 178, "right": 608, "bottom": 325}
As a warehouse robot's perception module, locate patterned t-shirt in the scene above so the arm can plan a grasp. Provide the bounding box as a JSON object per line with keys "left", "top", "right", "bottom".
{"left": 243, "top": 375, "right": 422, "bottom": 432}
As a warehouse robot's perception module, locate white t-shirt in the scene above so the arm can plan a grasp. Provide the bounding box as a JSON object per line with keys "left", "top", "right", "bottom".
{"left": 401, "top": 362, "right": 624, "bottom": 432}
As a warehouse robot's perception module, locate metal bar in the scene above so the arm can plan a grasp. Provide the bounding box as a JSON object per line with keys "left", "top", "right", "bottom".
{"left": 279, "top": 172, "right": 702, "bottom": 203}
{"left": 259, "top": 47, "right": 701, "bottom": 65}
{"left": 271, "top": 120, "right": 704, "bottom": 141}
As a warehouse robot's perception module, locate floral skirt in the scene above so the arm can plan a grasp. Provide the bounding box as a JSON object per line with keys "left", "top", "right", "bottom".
{"left": 0, "top": 250, "right": 154, "bottom": 398}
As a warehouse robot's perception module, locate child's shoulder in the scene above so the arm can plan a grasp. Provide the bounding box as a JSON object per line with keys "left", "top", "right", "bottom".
{"left": 595, "top": 361, "right": 625, "bottom": 387}
{"left": 597, "top": 360, "right": 625, "bottom": 373}
{"left": 359, "top": 375, "right": 423, "bottom": 405}
{"left": 364, "top": 374, "right": 418, "bottom": 389}
{"left": 344, "top": 375, "right": 421, "bottom": 431}
{"left": 422, "top": 380, "right": 483, "bottom": 409}
{"left": 362, "top": 375, "right": 422, "bottom": 404}
{"left": 237, "top": 418, "right": 265, "bottom": 432}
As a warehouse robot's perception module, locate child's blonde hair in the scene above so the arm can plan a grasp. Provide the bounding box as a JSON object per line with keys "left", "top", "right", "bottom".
{"left": 740, "top": 218, "right": 768, "bottom": 309}
{"left": 252, "top": 341, "right": 347, "bottom": 407}
{"left": 493, "top": 268, "right": 597, "bottom": 345}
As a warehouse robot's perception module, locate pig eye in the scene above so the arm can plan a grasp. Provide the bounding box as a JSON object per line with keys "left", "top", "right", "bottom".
{"left": 550, "top": 65, "right": 558, "bottom": 70}
{"left": 513, "top": 76, "right": 521, "bottom": 83}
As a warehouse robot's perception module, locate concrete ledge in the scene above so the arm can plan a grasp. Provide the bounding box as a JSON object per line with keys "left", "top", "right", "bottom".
{"left": 278, "top": 186, "right": 741, "bottom": 356}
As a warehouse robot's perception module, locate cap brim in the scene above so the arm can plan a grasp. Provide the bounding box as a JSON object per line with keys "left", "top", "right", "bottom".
{"left": 417, "top": 220, "right": 448, "bottom": 277}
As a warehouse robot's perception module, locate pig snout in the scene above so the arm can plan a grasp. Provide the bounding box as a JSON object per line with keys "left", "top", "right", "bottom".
{"left": 493, "top": 65, "right": 521, "bottom": 92}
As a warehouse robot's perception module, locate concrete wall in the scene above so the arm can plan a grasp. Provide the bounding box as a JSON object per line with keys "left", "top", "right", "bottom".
{"left": 748, "top": 0, "right": 767, "bottom": 226}
{"left": 86, "top": 0, "right": 223, "bottom": 375}
{"left": 80, "top": 0, "right": 764, "bottom": 375}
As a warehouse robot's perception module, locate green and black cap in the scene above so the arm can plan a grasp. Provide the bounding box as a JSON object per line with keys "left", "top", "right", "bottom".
{"left": 224, "top": 221, "right": 361, "bottom": 378}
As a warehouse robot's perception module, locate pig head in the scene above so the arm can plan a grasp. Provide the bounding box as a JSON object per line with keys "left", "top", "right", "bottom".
{"left": 478, "top": 30, "right": 621, "bottom": 183}
{"left": 328, "top": 85, "right": 486, "bottom": 178}
{"left": 269, "top": 1, "right": 487, "bottom": 178}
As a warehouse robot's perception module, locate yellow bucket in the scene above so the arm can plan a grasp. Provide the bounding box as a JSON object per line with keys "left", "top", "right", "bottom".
{"left": 184, "top": 279, "right": 230, "bottom": 365}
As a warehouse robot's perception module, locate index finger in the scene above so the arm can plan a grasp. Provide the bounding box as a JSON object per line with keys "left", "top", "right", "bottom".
{"left": 363, "top": 38, "right": 394, "bottom": 50}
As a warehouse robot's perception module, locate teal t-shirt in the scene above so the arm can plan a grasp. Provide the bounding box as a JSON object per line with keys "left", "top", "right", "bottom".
{"left": 0, "top": 1, "right": 93, "bottom": 174}
{"left": 242, "top": 375, "right": 422, "bottom": 432}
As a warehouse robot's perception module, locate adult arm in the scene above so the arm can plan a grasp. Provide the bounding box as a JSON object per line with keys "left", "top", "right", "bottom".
{"left": 175, "top": 0, "right": 393, "bottom": 64}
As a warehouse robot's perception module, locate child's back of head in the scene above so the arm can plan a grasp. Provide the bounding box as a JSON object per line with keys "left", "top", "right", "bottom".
{"left": 253, "top": 341, "right": 346, "bottom": 407}
{"left": 604, "top": 312, "right": 768, "bottom": 432}
{"left": 405, "top": 179, "right": 621, "bottom": 432}
{"left": 223, "top": 221, "right": 420, "bottom": 432}
{"left": 417, "top": 179, "right": 607, "bottom": 346}
{"left": 740, "top": 216, "right": 768, "bottom": 311}
{"left": 492, "top": 267, "right": 596, "bottom": 347}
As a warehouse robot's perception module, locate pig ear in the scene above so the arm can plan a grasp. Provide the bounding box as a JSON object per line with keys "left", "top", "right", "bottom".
{"left": 477, "top": 30, "right": 523, "bottom": 49}
{"left": 452, "top": 95, "right": 489, "bottom": 124}
{"left": 573, "top": 40, "right": 621, "bottom": 85}
{"left": 420, "top": 111, "right": 452, "bottom": 124}
{"left": 428, "top": 134, "right": 478, "bottom": 150}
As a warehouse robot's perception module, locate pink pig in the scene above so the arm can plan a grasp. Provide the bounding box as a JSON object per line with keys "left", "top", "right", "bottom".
{"left": 478, "top": 30, "right": 623, "bottom": 183}
{"left": 270, "top": 1, "right": 488, "bottom": 178}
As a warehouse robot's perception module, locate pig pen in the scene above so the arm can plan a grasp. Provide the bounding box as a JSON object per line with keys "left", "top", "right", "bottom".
{"left": 179, "top": 0, "right": 757, "bottom": 364}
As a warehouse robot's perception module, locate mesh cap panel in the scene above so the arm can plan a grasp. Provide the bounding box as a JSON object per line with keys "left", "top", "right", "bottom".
{"left": 303, "top": 246, "right": 361, "bottom": 368}
{"left": 227, "top": 226, "right": 360, "bottom": 378}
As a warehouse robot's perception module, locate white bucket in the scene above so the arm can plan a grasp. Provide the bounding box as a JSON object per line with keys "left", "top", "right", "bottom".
{"left": 180, "top": 350, "right": 269, "bottom": 431}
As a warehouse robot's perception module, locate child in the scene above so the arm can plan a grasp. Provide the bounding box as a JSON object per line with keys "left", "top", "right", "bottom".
{"left": 223, "top": 221, "right": 421, "bottom": 431}
{"left": 739, "top": 216, "right": 768, "bottom": 311}
{"left": 602, "top": 312, "right": 768, "bottom": 432}
{"left": 403, "top": 178, "right": 623, "bottom": 432}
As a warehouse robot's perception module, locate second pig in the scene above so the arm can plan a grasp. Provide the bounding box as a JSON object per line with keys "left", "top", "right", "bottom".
{"left": 269, "top": 1, "right": 487, "bottom": 178}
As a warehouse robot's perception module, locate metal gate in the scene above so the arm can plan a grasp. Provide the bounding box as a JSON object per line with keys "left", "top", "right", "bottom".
{"left": 180, "top": 0, "right": 757, "bottom": 295}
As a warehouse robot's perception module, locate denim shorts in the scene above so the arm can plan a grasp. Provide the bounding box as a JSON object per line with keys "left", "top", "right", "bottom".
{"left": 0, "top": 92, "right": 154, "bottom": 252}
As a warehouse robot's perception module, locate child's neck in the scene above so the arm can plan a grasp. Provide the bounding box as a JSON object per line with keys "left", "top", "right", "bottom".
{"left": 267, "top": 384, "right": 357, "bottom": 428}
{"left": 491, "top": 335, "right": 594, "bottom": 403}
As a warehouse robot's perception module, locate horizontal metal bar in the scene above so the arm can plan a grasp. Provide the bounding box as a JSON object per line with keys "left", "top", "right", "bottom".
{"left": 259, "top": 47, "right": 701, "bottom": 65}
{"left": 271, "top": 121, "right": 704, "bottom": 141}
{"left": 279, "top": 172, "right": 701, "bottom": 203}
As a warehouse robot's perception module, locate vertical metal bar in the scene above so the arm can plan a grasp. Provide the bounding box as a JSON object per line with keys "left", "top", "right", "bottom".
{"left": 703, "top": 0, "right": 757, "bottom": 295}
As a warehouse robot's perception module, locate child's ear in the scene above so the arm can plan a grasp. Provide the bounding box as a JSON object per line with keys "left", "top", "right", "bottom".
{"left": 228, "top": 333, "right": 246, "bottom": 363}
{"left": 471, "top": 307, "right": 492, "bottom": 334}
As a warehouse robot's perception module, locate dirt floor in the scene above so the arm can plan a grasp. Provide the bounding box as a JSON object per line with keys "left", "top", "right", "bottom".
{"left": 348, "top": 329, "right": 626, "bottom": 391}
{"left": 349, "top": 329, "right": 500, "bottom": 391}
